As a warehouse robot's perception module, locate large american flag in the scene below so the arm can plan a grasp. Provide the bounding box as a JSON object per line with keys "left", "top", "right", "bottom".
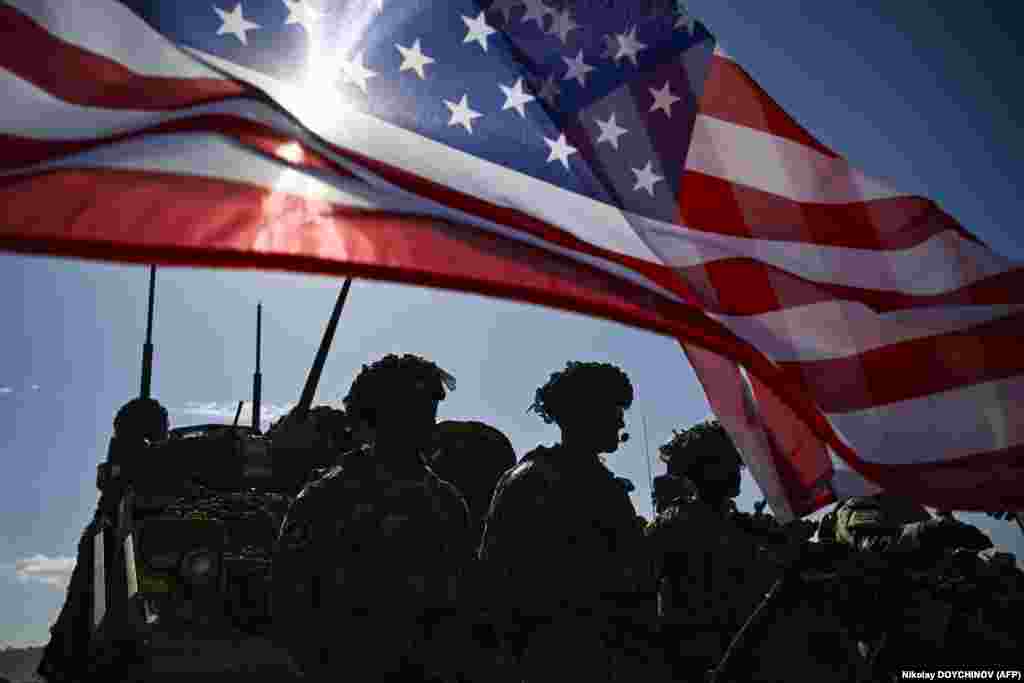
{"left": 2, "top": 0, "right": 1022, "bottom": 518}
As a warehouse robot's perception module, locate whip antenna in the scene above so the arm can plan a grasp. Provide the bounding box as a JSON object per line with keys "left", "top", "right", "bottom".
{"left": 140, "top": 265, "right": 156, "bottom": 399}
{"left": 252, "top": 302, "right": 263, "bottom": 432}
{"left": 643, "top": 414, "right": 654, "bottom": 515}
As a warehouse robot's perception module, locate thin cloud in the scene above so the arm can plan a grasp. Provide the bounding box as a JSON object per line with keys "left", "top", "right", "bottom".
{"left": 181, "top": 401, "right": 295, "bottom": 424}
{"left": 13, "top": 555, "right": 75, "bottom": 591}
{"left": 0, "top": 386, "right": 12, "bottom": 394}
{"left": 0, "top": 637, "right": 47, "bottom": 649}
{"left": 31, "top": 384, "right": 40, "bottom": 390}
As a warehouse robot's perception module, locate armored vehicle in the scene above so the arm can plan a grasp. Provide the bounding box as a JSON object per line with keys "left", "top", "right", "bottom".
{"left": 39, "top": 271, "right": 353, "bottom": 682}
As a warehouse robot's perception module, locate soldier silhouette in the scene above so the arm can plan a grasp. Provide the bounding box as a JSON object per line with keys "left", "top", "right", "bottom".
{"left": 272, "top": 354, "right": 470, "bottom": 682}
{"left": 39, "top": 397, "right": 171, "bottom": 683}
{"left": 647, "top": 419, "right": 815, "bottom": 681}
{"left": 480, "top": 361, "right": 652, "bottom": 683}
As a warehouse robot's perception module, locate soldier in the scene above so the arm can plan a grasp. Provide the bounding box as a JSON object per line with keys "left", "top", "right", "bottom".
{"left": 269, "top": 404, "right": 361, "bottom": 494}
{"left": 272, "top": 354, "right": 471, "bottom": 682}
{"left": 427, "top": 420, "right": 519, "bottom": 682}
{"left": 429, "top": 420, "right": 517, "bottom": 546}
{"left": 652, "top": 472, "right": 696, "bottom": 514}
{"left": 647, "top": 420, "right": 819, "bottom": 681}
{"left": 480, "top": 361, "right": 651, "bottom": 683}
{"left": 39, "top": 398, "right": 170, "bottom": 683}
{"left": 829, "top": 496, "right": 1021, "bottom": 675}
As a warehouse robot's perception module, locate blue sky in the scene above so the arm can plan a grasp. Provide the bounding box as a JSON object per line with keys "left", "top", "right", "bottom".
{"left": 2, "top": 1, "right": 1022, "bottom": 648}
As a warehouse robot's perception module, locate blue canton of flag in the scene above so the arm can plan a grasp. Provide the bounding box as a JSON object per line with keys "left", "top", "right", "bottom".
{"left": 119, "top": 0, "right": 714, "bottom": 225}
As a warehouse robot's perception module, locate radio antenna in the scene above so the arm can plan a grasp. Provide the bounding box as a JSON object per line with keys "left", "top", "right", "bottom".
{"left": 643, "top": 414, "right": 655, "bottom": 515}
{"left": 252, "top": 302, "right": 263, "bottom": 432}
{"left": 139, "top": 265, "right": 156, "bottom": 399}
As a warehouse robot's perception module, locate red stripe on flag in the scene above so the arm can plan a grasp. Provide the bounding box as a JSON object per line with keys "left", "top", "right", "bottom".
{"left": 302, "top": 133, "right": 709, "bottom": 309}
{"left": 0, "top": 117, "right": 346, "bottom": 172}
{"left": 698, "top": 54, "right": 838, "bottom": 160}
{"left": 677, "top": 170, "right": 982, "bottom": 249}
{"left": 840, "top": 444, "right": 1024, "bottom": 510}
{"left": 0, "top": 167, "right": 749, "bottom": 360}
{"left": 780, "top": 313, "right": 1024, "bottom": 414}
{"left": 745, "top": 372, "right": 837, "bottom": 517}
{"left": 4, "top": 117, "right": 709, "bottom": 314}
{"left": 0, "top": 4, "right": 246, "bottom": 110}
{"left": 681, "top": 341, "right": 836, "bottom": 519}
{"left": 679, "top": 258, "right": 1024, "bottom": 316}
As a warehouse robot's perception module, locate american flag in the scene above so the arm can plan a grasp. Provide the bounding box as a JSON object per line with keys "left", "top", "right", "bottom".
{"left": 2, "top": 0, "right": 1022, "bottom": 518}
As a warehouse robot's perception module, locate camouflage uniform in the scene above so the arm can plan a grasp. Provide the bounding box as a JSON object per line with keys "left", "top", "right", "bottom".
{"left": 427, "top": 420, "right": 519, "bottom": 682}
{"left": 647, "top": 498, "right": 785, "bottom": 680}
{"left": 480, "top": 444, "right": 648, "bottom": 683}
{"left": 428, "top": 419, "right": 517, "bottom": 547}
{"left": 647, "top": 420, "right": 847, "bottom": 682}
{"left": 273, "top": 447, "right": 471, "bottom": 681}
{"left": 269, "top": 405, "right": 359, "bottom": 495}
{"left": 844, "top": 507, "right": 1021, "bottom": 676}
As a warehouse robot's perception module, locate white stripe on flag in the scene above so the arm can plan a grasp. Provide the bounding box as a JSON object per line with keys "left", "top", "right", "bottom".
{"left": 709, "top": 302, "right": 1024, "bottom": 362}
{"left": 683, "top": 343, "right": 796, "bottom": 521}
{"left": 633, "top": 212, "right": 1016, "bottom": 296}
{"left": 827, "top": 447, "right": 883, "bottom": 498}
{"left": 0, "top": 71, "right": 289, "bottom": 139}
{"left": 827, "top": 374, "right": 1024, "bottom": 464}
{"left": 6, "top": 0, "right": 228, "bottom": 79}
{"left": 686, "top": 114, "right": 904, "bottom": 204}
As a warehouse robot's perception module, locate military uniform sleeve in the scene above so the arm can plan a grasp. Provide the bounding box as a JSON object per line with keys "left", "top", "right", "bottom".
{"left": 438, "top": 479, "right": 473, "bottom": 560}
{"left": 656, "top": 505, "right": 726, "bottom": 627}
{"left": 479, "top": 466, "right": 535, "bottom": 569}
{"left": 479, "top": 465, "right": 561, "bottom": 613}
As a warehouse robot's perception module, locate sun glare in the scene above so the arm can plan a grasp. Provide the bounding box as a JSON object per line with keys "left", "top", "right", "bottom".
{"left": 293, "top": 4, "right": 379, "bottom": 118}
{"left": 276, "top": 141, "right": 305, "bottom": 164}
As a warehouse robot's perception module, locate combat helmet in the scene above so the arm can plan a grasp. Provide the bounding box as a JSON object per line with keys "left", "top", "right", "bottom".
{"left": 114, "top": 397, "right": 169, "bottom": 443}
{"left": 343, "top": 353, "right": 455, "bottom": 429}
{"left": 834, "top": 496, "right": 901, "bottom": 548}
{"left": 430, "top": 419, "right": 516, "bottom": 525}
{"left": 528, "top": 361, "right": 633, "bottom": 426}
{"left": 658, "top": 420, "right": 742, "bottom": 477}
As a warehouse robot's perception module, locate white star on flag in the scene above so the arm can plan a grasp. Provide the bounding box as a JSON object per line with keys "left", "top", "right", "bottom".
{"left": 613, "top": 25, "right": 646, "bottom": 66}
{"left": 546, "top": 8, "right": 578, "bottom": 45}
{"left": 395, "top": 39, "right": 435, "bottom": 80}
{"left": 444, "top": 94, "right": 483, "bottom": 133}
{"left": 521, "top": 0, "right": 552, "bottom": 29}
{"left": 499, "top": 78, "right": 536, "bottom": 117}
{"left": 649, "top": 81, "right": 680, "bottom": 116}
{"left": 282, "top": 0, "right": 321, "bottom": 33}
{"left": 561, "top": 50, "right": 594, "bottom": 87}
{"left": 214, "top": 3, "right": 260, "bottom": 45}
{"left": 632, "top": 160, "right": 663, "bottom": 195}
{"left": 340, "top": 51, "right": 376, "bottom": 94}
{"left": 488, "top": 0, "right": 522, "bottom": 24}
{"left": 594, "top": 112, "right": 628, "bottom": 149}
{"left": 462, "top": 12, "right": 497, "bottom": 52}
{"left": 544, "top": 133, "right": 577, "bottom": 169}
